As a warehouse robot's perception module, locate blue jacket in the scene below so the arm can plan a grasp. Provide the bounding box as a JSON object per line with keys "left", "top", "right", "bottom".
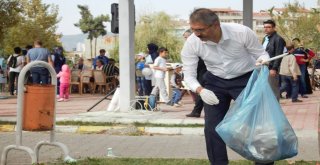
{"left": 93, "top": 55, "right": 109, "bottom": 69}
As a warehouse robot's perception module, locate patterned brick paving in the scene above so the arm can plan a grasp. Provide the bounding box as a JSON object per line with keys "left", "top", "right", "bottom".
{"left": 0, "top": 90, "right": 319, "bottom": 132}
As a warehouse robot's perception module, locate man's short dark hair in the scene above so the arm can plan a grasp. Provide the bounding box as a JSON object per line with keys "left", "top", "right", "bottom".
{"left": 263, "top": 20, "right": 276, "bottom": 27}
{"left": 14, "top": 47, "right": 22, "bottom": 54}
{"left": 184, "top": 29, "right": 192, "bottom": 35}
{"left": 292, "top": 38, "right": 300, "bottom": 43}
{"left": 100, "top": 49, "right": 106, "bottom": 53}
{"left": 96, "top": 59, "right": 104, "bottom": 65}
{"left": 22, "top": 49, "right": 27, "bottom": 55}
{"left": 25, "top": 45, "right": 33, "bottom": 50}
{"left": 158, "top": 47, "right": 168, "bottom": 53}
{"left": 190, "top": 8, "right": 220, "bottom": 26}
{"left": 286, "top": 43, "right": 295, "bottom": 51}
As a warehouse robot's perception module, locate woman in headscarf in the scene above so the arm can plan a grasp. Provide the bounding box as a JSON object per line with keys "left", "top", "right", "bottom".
{"left": 147, "top": 43, "right": 159, "bottom": 62}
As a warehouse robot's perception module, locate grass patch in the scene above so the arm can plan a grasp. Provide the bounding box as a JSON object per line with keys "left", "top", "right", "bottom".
{"left": 132, "top": 122, "right": 204, "bottom": 128}
{"left": 57, "top": 121, "right": 204, "bottom": 128}
{"left": 45, "top": 158, "right": 318, "bottom": 165}
{"left": 0, "top": 120, "right": 16, "bottom": 125}
{"left": 56, "top": 121, "right": 119, "bottom": 126}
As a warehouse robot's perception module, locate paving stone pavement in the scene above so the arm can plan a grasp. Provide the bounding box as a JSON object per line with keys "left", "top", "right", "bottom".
{"left": 0, "top": 132, "right": 318, "bottom": 164}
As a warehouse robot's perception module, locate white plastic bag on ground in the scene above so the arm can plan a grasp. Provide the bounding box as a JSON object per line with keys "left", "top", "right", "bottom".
{"left": 107, "top": 87, "right": 120, "bottom": 112}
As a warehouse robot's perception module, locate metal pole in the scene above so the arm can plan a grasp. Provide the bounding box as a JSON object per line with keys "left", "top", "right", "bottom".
{"left": 263, "top": 53, "right": 289, "bottom": 63}
{"left": 243, "top": 0, "right": 253, "bottom": 29}
{"left": 87, "top": 87, "right": 116, "bottom": 112}
{"left": 119, "top": 0, "right": 135, "bottom": 112}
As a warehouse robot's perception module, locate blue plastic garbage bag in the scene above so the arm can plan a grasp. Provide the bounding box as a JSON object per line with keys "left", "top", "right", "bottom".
{"left": 215, "top": 66, "right": 298, "bottom": 163}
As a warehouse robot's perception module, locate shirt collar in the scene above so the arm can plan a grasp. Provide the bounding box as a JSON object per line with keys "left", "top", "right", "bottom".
{"left": 220, "top": 24, "right": 230, "bottom": 41}
{"left": 266, "top": 31, "right": 277, "bottom": 38}
{"left": 202, "top": 24, "right": 230, "bottom": 45}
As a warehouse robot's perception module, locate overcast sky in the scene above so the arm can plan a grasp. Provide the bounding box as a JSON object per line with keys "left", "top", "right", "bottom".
{"left": 42, "top": 0, "right": 318, "bottom": 35}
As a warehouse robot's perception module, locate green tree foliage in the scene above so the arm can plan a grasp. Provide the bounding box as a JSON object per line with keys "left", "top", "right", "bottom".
{"left": 0, "top": 0, "right": 22, "bottom": 57}
{"left": 74, "top": 5, "right": 94, "bottom": 59}
{"left": 109, "top": 38, "right": 119, "bottom": 62}
{"left": 110, "top": 12, "right": 184, "bottom": 63}
{"left": 0, "top": 0, "right": 22, "bottom": 48}
{"left": 1, "top": 0, "right": 60, "bottom": 57}
{"left": 135, "top": 12, "right": 183, "bottom": 62}
{"left": 92, "top": 15, "right": 109, "bottom": 57}
{"left": 269, "top": 1, "right": 320, "bottom": 51}
{"left": 75, "top": 5, "right": 109, "bottom": 59}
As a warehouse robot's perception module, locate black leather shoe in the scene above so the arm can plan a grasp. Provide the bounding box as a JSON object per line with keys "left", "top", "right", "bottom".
{"left": 186, "top": 113, "right": 201, "bottom": 118}
{"left": 292, "top": 99, "right": 303, "bottom": 102}
{"left": 301, "top": 95, "right": 308, "bottom": 98}
{"left": 166, "top": 101, "right": 173, "bottom": 106}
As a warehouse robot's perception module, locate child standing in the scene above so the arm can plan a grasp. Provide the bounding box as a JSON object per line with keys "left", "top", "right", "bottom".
{"left": 57, "top": 64, "right": 71, "bottom": 102}
{"left": 135, "top": 52, "right": 146, "bottom": 96}
{"left": 279, "top": 44, "right": 302, "bottom": 102}
{"left": 170, "top": 63, "right": 184, "bottom": 107}
{"left": 151, "top": 47, "right": 170, "bottom": 104}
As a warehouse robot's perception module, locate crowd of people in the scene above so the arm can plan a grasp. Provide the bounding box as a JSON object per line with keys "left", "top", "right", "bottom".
{"left": 133, "top": 21, "right": 317, "bottom": 116}
{"left": 134, "top": 44, "right": 189, "bottom": 108}
{"left": 0, "top": 22, "right": 316, "bottom": 108}
{"left": 1, "top": 40, "right": 70, "bottom": 101}
{"left": 0, "top": 41, "right": 120, "bottom": 102}
{"left": 261, "top": 20, "right": 316, "bottom": 103}
{"left": 1, "top": 22, "right": 315, "bottom": 107}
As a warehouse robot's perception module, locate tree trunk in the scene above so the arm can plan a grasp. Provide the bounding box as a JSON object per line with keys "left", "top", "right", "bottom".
{"left": 90, "top": 39, "right": 93, "bottom": 59}
{"left": 94, "top": 37, "right": 97, "bottom": 58}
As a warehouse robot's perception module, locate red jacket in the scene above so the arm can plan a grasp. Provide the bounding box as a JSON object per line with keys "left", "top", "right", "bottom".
{"left": 293, "top": 48, "right": 315, "bottom": 65}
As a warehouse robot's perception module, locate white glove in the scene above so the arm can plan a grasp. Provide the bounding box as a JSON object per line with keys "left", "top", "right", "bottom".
{"left": 255, "top": 59, "right": 269, "bottom": 66}
{"left": 199, "top": 88, "right": 219, "bottom": 105}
